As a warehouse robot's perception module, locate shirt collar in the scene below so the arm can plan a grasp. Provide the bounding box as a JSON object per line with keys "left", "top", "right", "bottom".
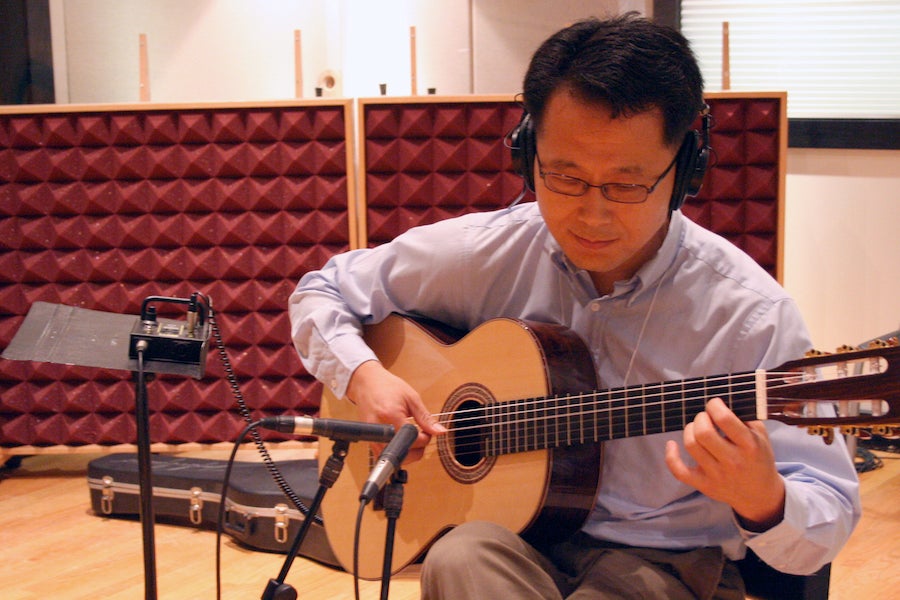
{"left": 631, "top": 210, "right": 684, "bottom": 294}
{"left": 548, "top": 211, "right": 686, "bottom": 302}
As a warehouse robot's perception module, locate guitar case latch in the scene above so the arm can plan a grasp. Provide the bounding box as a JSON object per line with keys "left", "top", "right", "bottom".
{"left": 274, "top": 503, "right": 290, "bottom": 544}
{"left": 100, "top": 476, "right": 115, "bottom": 515}
{"left": 189, "top": 487, "right": 204, "bottom": 525}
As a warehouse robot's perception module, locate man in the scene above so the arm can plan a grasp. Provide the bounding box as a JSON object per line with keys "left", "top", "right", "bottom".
{"left": 289, "top": 14, "right": 859, "bottom": 599}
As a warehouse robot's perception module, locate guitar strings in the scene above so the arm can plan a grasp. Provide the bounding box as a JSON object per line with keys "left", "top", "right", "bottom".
{"left": 421, "top": 369, "right": 851, "bottom": 462}
{"left": 423, "top": 345, "right": 889, "bottom": 435}
{"left": 433, "top": 377, "right": 757, "bottom": 449}
{"left": 428, "top": 369, "right": 808, "bottom": 426}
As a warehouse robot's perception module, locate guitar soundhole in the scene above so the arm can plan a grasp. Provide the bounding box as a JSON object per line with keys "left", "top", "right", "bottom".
{"left": 453, "top": 399, "right": 486, "bottom": 467}
{"left": 438, "top": 383, "right": 497, "bottom": 484}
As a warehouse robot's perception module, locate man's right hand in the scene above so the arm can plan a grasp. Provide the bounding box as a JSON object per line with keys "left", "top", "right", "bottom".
{"left": 346, "top": 359, "right": 447, "bottom": 461}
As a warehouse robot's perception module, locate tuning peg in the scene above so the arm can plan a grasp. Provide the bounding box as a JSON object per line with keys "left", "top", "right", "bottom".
{"left": 835, "top": 344, "right": 856, "bottom": 353}
{"left": 840, "top": 426, "right": 873, "bottom": 440}
{"left": 804, "top": 349, "right": 829, "bottom": 358}
{"left": 867, "top": 337, "right": 899, "bottom": 348}
{"left": 872, "top": 425, "right": 900, "bottom": 440}
{"left": 806, "top": 426, "right": 835, "bottom": 444}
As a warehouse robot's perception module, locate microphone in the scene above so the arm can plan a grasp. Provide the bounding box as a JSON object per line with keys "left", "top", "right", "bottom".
{"left": 359, "top": 423, "right": 419, "bottom": 504}
{"left": 257, "top": 415, "right": 395, "bottom": 443}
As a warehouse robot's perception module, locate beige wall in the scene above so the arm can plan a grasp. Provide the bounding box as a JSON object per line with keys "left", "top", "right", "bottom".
{"left": 784, "top": 148, "right": 900, "bottom": 349}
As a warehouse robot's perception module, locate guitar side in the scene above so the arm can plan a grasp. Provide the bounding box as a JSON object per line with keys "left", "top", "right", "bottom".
{"left": 318, "top": 314, "right": 601, "bottom": 579}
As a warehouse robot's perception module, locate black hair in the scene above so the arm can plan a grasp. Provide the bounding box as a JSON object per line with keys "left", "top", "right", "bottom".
{"left": 522, "top": 13, "right": 705, "bottom": 146}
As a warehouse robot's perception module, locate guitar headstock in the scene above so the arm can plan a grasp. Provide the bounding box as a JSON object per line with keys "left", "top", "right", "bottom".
{"left": 766, "top": 337, "right": 900, "bottom": 444}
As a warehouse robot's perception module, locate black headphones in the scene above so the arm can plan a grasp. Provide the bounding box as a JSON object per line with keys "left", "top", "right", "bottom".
{"left": 508, "top": 105, "right": 711, "bottom": 212}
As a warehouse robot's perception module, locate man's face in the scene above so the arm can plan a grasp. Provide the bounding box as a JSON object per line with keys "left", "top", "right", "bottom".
{"left": 534, "top": 89, "right": 680, "bottom": 295}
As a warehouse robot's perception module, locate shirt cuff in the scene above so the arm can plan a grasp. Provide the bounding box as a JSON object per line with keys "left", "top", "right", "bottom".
{"left": 315, "top": 332, "right": 379, "bottom": 400}
{"left": 735, "top": 481, "right": 822, "bottom": 575}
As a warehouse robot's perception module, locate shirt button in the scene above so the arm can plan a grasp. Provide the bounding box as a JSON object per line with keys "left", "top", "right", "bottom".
{"left": 590, "top": 302, "right": 601, "bottom": 312}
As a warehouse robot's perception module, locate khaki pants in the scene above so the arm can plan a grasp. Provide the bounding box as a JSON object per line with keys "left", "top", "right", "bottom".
{"left": 421, "top": 521, "right": 746, "bottom": 600}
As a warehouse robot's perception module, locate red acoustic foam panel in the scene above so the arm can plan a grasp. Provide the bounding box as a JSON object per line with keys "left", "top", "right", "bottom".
{"left": 681, "top": 95, "right": 785, "bottom": 278}
{"left": 362, "top": 99, "right": 533, "bottom": 246}
{"left": 1, "top": 102, "right": 352, "bottom": 449}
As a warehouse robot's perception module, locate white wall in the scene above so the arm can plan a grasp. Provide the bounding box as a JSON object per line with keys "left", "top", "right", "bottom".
{"left": 51, "top": 0, "right": 645, "bottom": 102}
{"left": 471, "top": 0, "right": 647, "bottom": 93}
{"left": 45, "top": 0, "right": 899, "bottom": 350}
{"left": 784, "top": 148, "right": 900, "bottom": 350}
{"left": 55, "top": 0, "right": 333, "bottom": 102}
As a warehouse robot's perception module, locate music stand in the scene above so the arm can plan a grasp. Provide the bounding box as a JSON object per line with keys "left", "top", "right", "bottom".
{"left": 2, "top": 301, "right": 207, "bottom": 600}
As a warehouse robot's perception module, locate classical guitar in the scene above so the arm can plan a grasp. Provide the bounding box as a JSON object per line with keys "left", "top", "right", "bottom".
{"left": 318, "top": 314, "right": 900, "bottom": 579}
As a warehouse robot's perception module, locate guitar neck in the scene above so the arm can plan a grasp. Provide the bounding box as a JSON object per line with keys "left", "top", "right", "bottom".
{"left": 486, "top": 372, "right": 759, "bottom": 456}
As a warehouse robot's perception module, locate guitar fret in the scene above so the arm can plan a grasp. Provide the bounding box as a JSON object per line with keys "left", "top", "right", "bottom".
{"left": 526, "top": 398, "right": 534, "bottom": 452}
{"left": 731, "top": 375, "right": 758, "bottom": 421}
{"left": 640, "top": 383, "right": 647, "bottom": 436}
{"left": 513, "top": 402, "right": 528, "bottom": 452}
{"left": 610, "top": 387, "right": 628, "bottom": 440}
{"left": 505, "top": 401, "right": 515, "bottom": 455}
{"left": 558, "top": 394, "right": 568, "bottom": 447}
{"left": 606, "top": 389, "right": 613, "bottom": 442}
{"left": 491, "top": 402, "right": 500, "bottom": 456}
{"left": 644, "top": 383, "right": 664, "bottom": 436}
{"left": 577, "top": 393, "right": 584, "bottom": 445}
{"left": 485, "top": 402, "right": 493, "bottom": 456}
{"left": 626, "top": 386, "right": 643, "bottom": 439}
{"left": 663, "top": 381, "right": 684, "bottom": 433}
{"left": 493, "top": 401, "right": 499, "bottom": 456}
{"left": 587, "top": 393, "right": 600, "bottom": 442}
{"left": 681, "top": 377, "right": 709, "bottom": 425}
{"left": 554, "top": 395, "right": 562, "bottom": 446}
{"left": 536, "top": 397, "right": 544, "bottom": 450}
{"left": 726, "top": 376, "right": 733, "bottom": 412}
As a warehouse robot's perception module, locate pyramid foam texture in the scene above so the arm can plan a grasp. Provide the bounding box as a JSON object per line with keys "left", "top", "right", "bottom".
{"left": 1, "top": 103, "right": 352, "bottom": 447}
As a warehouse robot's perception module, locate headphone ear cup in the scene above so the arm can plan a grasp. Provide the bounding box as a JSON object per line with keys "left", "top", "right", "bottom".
{"left": 669, "top": 130, "right": 709, "bottom": 211}
{"left": 509, "top": 113, "right": 536, "bottom": 191}
{"left": 686, "top": 141, "right": 709, "bottom": 198}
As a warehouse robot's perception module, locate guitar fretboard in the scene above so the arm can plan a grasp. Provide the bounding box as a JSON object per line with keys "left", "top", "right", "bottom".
{"left": 484, "top": 372, "right": 759, "bottom": 456}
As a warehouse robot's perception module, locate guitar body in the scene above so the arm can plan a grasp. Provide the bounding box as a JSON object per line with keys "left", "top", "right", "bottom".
{"left": 319, "top": 314, "right": 601, "bottom": 579}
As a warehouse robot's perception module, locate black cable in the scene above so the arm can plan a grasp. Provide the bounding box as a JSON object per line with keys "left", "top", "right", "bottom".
{"left": 854, "top": 446, "right": 884, "bottom": 474}
{"left": 353, "top": 500, "right": 367, "bottom": 600}
{"left": 216, "top": 420, "right": 261, "bottom": 600}
{"left": 201, "top": 293, "right": 321, "bottom": 526}
{"left": 859, "top": 434, "right": 900, "bottom": 454}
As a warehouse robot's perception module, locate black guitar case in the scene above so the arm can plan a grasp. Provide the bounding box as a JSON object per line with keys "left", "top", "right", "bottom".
{"left": 86, "top": 453, "right": 340, "bottom": 568}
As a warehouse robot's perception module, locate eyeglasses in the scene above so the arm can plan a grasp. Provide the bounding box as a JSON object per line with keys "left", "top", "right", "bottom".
{"left": 536, "top": 150, "right": 679, "bottom": 204}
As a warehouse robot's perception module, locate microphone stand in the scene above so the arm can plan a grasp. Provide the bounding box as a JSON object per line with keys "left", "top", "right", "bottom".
{"left": 379, "top": 469, "right": 407, "bottom": 600}
{"left": 261, "top": 439, "right": 350, "bottom": 600}
{"left": 134, "top": 343, "right": 158, "bottom": 600}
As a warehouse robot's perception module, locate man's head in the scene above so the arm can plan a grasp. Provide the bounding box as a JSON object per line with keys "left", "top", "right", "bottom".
{"left": 515, "top": 14, "right": 707, "bottom": 295}
{"left": 522, "top": 13, "right": 704, "bottom": 147}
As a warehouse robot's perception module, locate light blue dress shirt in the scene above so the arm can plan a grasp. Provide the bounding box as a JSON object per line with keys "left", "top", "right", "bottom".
{"left": 289, "top": 201, "right": 860, "bottom": 575}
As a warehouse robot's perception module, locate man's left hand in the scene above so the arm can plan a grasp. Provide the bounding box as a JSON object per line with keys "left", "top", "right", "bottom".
{"left": 664, "top": 397, "right": 785, "bottom": 531}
